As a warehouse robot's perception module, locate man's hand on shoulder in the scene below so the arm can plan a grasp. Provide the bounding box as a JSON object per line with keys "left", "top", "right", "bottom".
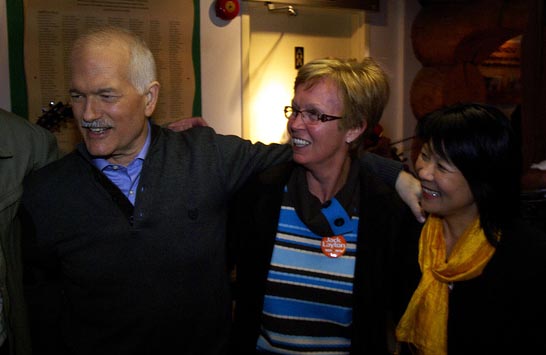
{"left": 165, "top": 117, "right": 209, "bottom": 132}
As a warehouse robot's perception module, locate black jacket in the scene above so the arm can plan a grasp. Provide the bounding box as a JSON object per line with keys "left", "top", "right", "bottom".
{"left": 227, "top": 162, "right": 422, "bottom": 355}
{"left": 21, "top": 125, "right": 291, "bottom": 355}
{"left": 399, "top": 219, "right": 546, "bottom": 355}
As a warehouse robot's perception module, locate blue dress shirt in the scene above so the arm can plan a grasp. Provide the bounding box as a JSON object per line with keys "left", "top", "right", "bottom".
{"left": 91, "top": 123, "right": 151, "bottom": 205}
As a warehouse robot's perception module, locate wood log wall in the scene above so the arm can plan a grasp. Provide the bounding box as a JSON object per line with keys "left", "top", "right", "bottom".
{"left": 411, "top": 0, "right": 546, "bottom": 187}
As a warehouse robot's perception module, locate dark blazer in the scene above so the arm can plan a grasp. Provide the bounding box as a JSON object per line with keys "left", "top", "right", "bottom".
{"left": 0, "top": 110, "right": 58, "bottom": 355}
{"left": 227, "top": 162, "right": 422, "bottom": 355}
{"left": 21, "top": 125, "right": 291, "bottom": 355}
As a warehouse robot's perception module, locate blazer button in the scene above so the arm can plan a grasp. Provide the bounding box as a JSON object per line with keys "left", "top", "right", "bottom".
{"left": 334, "top": 218, "right": 344, "bottom": 227}
{"left": 188, "top": 209, "right": 199, "bottom": 220}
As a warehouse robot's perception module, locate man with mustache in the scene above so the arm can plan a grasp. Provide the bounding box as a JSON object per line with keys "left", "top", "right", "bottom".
{"left": 21, "top": 26, "right": 420, "bottom": 355}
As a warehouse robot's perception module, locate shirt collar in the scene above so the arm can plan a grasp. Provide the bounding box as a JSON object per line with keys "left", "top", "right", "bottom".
{"left": 91, "top": 121, "right": 152, "bottom": 171}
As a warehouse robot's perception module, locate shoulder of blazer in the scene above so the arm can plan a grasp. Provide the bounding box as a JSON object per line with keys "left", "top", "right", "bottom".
{"left": 256, "top": 161, "right": 295, "bottom": 186}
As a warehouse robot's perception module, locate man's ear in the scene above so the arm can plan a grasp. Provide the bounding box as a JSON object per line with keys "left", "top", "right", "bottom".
{"left": 144, "top": 81, "right": 161, "bottom": 117}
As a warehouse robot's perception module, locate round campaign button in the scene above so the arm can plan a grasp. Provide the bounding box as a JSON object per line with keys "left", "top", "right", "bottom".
{"left": 321, "top": 235, "right": 347, "bottom": 258}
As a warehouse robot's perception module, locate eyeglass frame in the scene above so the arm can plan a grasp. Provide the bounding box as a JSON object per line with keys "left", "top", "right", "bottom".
{"left": 284, "top": 106, "right": 343, "bottom": 124}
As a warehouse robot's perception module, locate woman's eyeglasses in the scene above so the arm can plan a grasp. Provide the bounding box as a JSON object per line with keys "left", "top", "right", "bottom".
{"left": 284, "top": 106, "right": 343, "bottom": 125}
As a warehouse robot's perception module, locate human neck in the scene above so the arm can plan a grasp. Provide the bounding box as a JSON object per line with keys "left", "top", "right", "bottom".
{"left": 441, "top": 208, "right": 479, "bottom": 257}
{"left": 306, "top": 156, "right": 351, "bottom": 204}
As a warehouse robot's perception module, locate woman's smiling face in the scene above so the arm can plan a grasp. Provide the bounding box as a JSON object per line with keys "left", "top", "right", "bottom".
{"left": 415, "top": 142, "right": 477, "bottom": 220}
{"left": 287, "top": 77, "right": 358, "bottom": 173}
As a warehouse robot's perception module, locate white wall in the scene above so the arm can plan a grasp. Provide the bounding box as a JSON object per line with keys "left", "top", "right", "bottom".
{"left": 367, "top": 0, "right": 421, "bottom": 163}
{"left": 200, "top": 1, "right": 244, "bottom": 135}
{"left": 200, "top": 0, "right": 422, "bottom": 148}
{"left": 0, "top": 0, "right": 421, "bottom": 144}
{"left": 242, "top": 4, "right": 368, "bottom": 144}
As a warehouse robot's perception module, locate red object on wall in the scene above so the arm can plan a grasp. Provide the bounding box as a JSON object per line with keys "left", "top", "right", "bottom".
{"left": 215, "top": 0, "right": 240, "bottom": 20}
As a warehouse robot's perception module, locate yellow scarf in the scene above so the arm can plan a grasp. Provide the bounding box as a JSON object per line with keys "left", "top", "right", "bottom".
{"left": 395, "top": 215, "right": 496, "bottom": 355}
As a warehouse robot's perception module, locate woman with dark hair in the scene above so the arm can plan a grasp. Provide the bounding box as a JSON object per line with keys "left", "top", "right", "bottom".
{"left": 396, "top": 103, "right": 546, "bottom": 355}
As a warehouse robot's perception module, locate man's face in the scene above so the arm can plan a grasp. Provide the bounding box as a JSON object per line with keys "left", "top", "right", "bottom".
{"left": 69, "top": 41, "right": 154, "bottom": 166}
